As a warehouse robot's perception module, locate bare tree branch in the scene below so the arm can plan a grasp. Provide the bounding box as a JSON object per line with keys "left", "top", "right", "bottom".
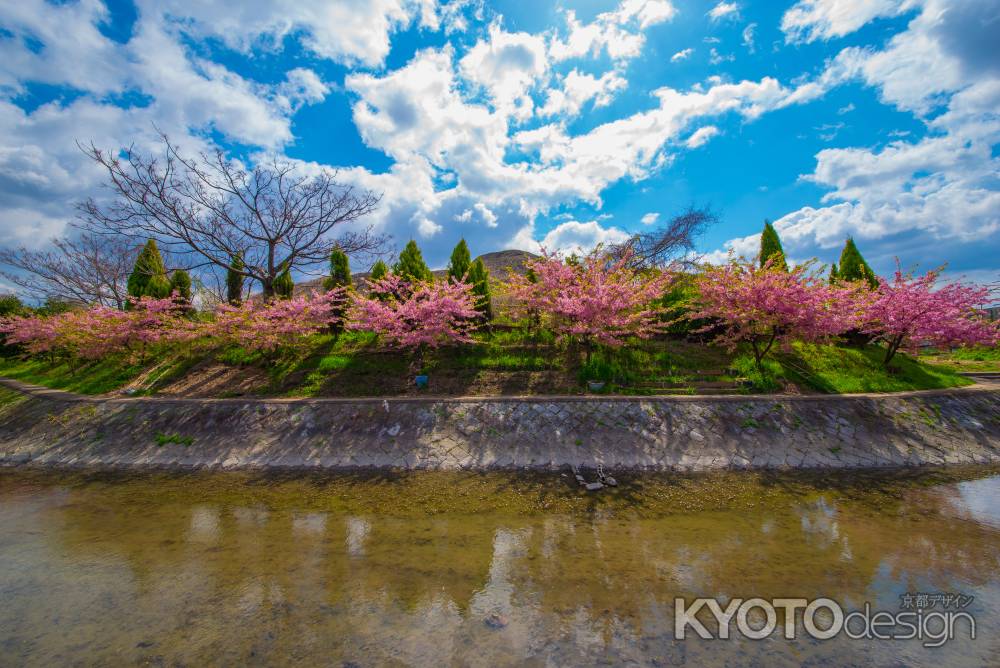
{"left": 609, "top": 207, "right": 719, "bottom": 270}
{"left": 77, "top": 132, "right": 386, "bottom": 298}
{"left": 0, "top": 233, "right": 142, "bottom": 309}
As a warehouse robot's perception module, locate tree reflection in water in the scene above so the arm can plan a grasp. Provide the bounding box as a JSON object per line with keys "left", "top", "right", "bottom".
{"left": 0, "top": 468, "right": 998, "bottom": 666}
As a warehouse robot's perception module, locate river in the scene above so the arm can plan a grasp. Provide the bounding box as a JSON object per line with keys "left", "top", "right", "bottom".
{"left": 1, "top": 467, "right": 998, "bottom": 666}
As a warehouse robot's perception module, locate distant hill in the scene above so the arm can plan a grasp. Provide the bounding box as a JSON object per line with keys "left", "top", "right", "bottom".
{"left": 292, "top": 249, "right": 539, "bottom": 296}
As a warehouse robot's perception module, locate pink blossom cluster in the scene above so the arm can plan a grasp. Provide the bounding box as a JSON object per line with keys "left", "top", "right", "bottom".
{"left": 862, "top": 267, "right": 999, "bottom": 364}
{"left": 504, "top": 248, "right": 675, "bottom": 347}
{"left": 347, "top": 275, "right": 478, "bottom": 349}
{"left": 690, "top": 259, "right": 865, "bottom": 367}
{"left": 0, "top": 295, "right": 197, "bottom": 360}
{"left": 209, "top": 289, "right": 347, "bottom": 354}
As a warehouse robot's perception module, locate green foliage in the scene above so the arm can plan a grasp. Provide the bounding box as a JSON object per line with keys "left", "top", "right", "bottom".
{"left": 731, "top": 354, "right": 783, "bottom": 392}
{"left": 322, "top": 247, "right": 352, "bottom": 334}
{"left": 369, "top": 259, "right": 389, "bottom": 281}
{"left": 0, "top": 294, "right": 24, "bottom": 317}
{"left": 272, "top": 264, "right": 294, "bottom": 300}
{"left": 394, "top": 240, "right": 433, "bottom": 283}
{"left": 34, "top": 299, "right": 75, "bottom": 316}
{"left": 446, "top": 239, "right": 472, "bottom": 283}
{"left": 758, "top": 220, "right": 788, "bottom": 271}
{"left": 127, "top": 239, "right": 171, "bottom": 302}
{"left": 467, "top": 258, "right": 493, "bottom": 320}
{"left": 835, "top": 238, "right": 878, "bottom": 288}
{"left": 323, "top": 246, "right": 352, "bottom": 291}
{"left": 155, "top": 431, "right": 194, "bottom": 447}
{"left": 226, "top": 253, "right": 245, "bottom": 306}
{"left": 0, "top": 294, "right": 26, "bottom": 355}
{"left": 656, "top": 276, "right": 703, "bottom": 335}
{"left": 169, "top": 269, "right": 192, "bottom": 302}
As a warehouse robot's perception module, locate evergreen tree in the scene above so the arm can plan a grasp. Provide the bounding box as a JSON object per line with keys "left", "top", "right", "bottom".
{"left": 323, "top": 247, "right": 352, "bottom": 335}
{"left": 394, "top": 240, "right": 433, "bottom": 283}
{"left": 836, "top": 237, "right": 878, "bottom": 288}
{"left": 369, "top": 259, "right": 389, "bottom": 281}
{"left": 226, "top": 253, "right": 245, "bottom": 305}
{"left": 323, "top": 246, "right": 352, "bottom": 291}
{"left": 272, "top": 263, "right": 294, "bottom": 300}
{"left": 368, "top": 259, "right": 390, "bottom": 301}
{"left": 467, "top": 258, "right": 493, "bottom": 321}
{"left": 758, "top": 220, "right": 788, "bottom": 271}
{"left": 828, "top": 262, "right": 839, "bottom": 284}
{"left": 127, "top": 239, "right": 171, "bottom": 304}
{"left": 446, "top": 239, "right": 471, "bottom": 283}
{"left": 169, "top": 269, "right": 192, "bottom": 303}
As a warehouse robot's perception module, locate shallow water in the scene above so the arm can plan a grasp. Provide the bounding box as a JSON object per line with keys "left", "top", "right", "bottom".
{"left": 1, "top": 468, "right": 999, "bottom": 666}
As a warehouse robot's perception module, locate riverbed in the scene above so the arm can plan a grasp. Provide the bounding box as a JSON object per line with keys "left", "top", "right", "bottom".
{"left": 1, "top": 467, "right": 998, "bottom": 666}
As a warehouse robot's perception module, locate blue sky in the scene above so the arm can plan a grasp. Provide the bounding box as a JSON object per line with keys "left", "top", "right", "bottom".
{"left": 0, "top": 0, "right": 998, "bottom": 284}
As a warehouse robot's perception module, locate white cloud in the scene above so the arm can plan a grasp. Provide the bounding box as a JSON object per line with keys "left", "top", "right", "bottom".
{"left": 459, "top": 22, "right": 549, "bottom": 121}
{"left": 686, "top": 125, "right": 720, "bottom": 148}
{"left": 708, "top": 2, "right": 740, "bottom": 22}
{"left": 671, "top": 48, "right": 694, "bottom": 62}
{"left": 781, "top": 0, "right": 916, "bottom": 44}
{"left": 742, "top": 23, "right": 757, "bottom": 53}
{"left": 710, "top": 0, "right": 1000, "bottom": 274}
{"left": 529, "top": 219, "right": 632, "bottom": 255}
{"left": 640, "top": 212, "right": 659, "bottom": 225}
{"left": 148, "top": 0, "right": 439, "bottom": 67}
{"left": 539, "top": 70, "right": 627, "bottom": 118}
{"left": 550, "top": 0, "right": 677, "bottom": 64}
{"left": 709, "top": 48, "right": 735, "bottom": 65}
{"left": 0, "top": 1, "right": 341, "bottom": 247}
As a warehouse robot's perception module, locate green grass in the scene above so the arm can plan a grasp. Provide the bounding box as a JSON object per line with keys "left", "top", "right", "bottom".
{"left": 0, "top": 333, "right": 975, "bottom": 398}
{"left": 772, "top": 343, "right": 972, "bottom": 394}
{"left": 154, "top": 432, "right": 194, "bottom": 447}
{"left": 0, "top": 355, "right": 146, "bottom": 395}
{"left": 918, "top": 346, "right": 1000, "bottom": 373}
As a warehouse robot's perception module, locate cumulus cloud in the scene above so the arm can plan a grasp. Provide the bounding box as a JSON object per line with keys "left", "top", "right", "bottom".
{"left": 781, "top": 0, "right": 917, "bottom": 44}
{"left": 521, "top": 219, "right": 631, "bottom": 255}
{"left": 0, "top": 1, "right": 338, "bottom": 246}
{"left": 685, "top": 125, "right": 720, "bottom": 148}
{"left": 711, "top": 0, "right": 1000, "bottom": 274}
{"left": 146, "top": 0, "right": 440, "bottom": 67}
{"left": 640, "top": 212, "right": 659, "bottom": 225}
{"left": 671, "top": 48, "right": 693, "bottom": 62}
{"left": 550, "top": 0, "right": 677, "bottom": 63}
{"left": 708, "top": 2, "right": 740, "bottom": 22}
{"left": 539, "top": 70, "right": 627, "bottom": 118}
{"left": 459, "top": 22, "right": 549, "bottom": 121}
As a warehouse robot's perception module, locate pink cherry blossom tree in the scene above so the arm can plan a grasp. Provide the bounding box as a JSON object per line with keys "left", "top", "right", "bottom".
{"left": 0, "top": 294, "right": 200, "bottom": 365}
{"left": 503, "top": 247, "right": 675, "bottom": 362}
{"left": 209, "top": 289, "right": 348, "bottom": 357}
{"left": 862, "top": 266, "right": 999, "bottom": 367}
{"left": 689, "top": 258, "right": 864, "bottom": 371}
{"left": 348, "top": 274, "right": 478, "bottom": 372}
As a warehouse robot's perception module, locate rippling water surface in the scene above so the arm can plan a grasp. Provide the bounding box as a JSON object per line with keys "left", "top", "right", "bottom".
{"left": 1, "top": 468, "right": 999, "bottom": 666}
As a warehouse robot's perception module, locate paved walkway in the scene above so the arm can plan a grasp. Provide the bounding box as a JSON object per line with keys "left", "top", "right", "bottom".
{"left": 1, "top": 377, "right": 999, "bottom": 471}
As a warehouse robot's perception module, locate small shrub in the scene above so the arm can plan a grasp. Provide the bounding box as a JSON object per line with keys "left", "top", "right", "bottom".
{"left": 155, "top": 432, "right": 193, "bottom": 447}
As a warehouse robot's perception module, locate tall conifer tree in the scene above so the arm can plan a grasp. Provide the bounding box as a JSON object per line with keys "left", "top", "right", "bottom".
{"left": 758, "top": 220, "right": 788, "bottom": 271}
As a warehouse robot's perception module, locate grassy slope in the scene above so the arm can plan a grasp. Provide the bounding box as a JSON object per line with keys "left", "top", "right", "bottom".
{"left": 918, "top": 347, "right": 1000, "bottom": 373}
{"left": 0, "top": 335, "right": 974, "bottom": 397}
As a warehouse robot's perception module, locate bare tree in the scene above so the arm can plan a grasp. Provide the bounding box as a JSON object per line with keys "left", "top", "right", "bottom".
{"left": 610, "top": 207, "right": 718, "bottom": 269}
{"left": 78, "top": 132, "right": 385, "bottom": 298}
{"left": 0, "top": 233, "right": 141, "bottom": 309}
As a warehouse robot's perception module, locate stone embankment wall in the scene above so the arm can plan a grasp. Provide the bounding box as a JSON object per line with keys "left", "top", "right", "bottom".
{"left": 1, "top": 379, "right": 999, "bottom": 471}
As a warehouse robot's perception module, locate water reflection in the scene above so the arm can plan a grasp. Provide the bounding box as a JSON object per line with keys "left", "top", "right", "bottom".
{"left": 0, "top": 469, "right": 999, "bottom": 666}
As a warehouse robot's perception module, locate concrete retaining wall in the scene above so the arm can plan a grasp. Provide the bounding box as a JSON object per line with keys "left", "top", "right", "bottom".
{"left": 1, "top": 378, "right": 999, "bottom": 471}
